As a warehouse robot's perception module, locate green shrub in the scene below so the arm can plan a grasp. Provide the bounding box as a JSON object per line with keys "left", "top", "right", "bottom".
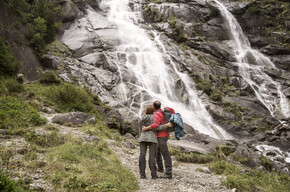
{"left": 48, "top": 83, "right": 94, "bottom": 113}
{"left": 39, "top": 71, "right": 61, "bottom": 85}
{"left": 5, "top": 78, "right": 24, "bottom": 93}
{"left": 0, "top": 78, "right": 24, "bottom": 95}
{"left": 7, "top": 0, "right": 62, "bottom": 55}
{"left": 0, "top": 37, "right": 20, "bottom": 77}
{"left": 209, "top": 89, "right": 224, "bottom": 102}
{"left": 197, "top": 80, "right": 212, "bottom": 95}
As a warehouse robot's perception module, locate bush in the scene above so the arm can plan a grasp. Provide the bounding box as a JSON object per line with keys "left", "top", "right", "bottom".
{"left": 197, "top": 80, "right": 212, "bottom": 95}
{"left": 209, "top": 89, "right": 224, "bottom": 102}
{"left": 49, "top": 83, "right": 94, "bottom": 113}
{"left": 39, "top": 71, "right": 61, "bottom": 85}
{"left": 0, "top": 78, "right": 24, "bottom": 95}
{"left": 5, "top": 78, "right": 24, "bottom": 93}
{"left": 0, "top": 37, "right": 20, "bottom": 77}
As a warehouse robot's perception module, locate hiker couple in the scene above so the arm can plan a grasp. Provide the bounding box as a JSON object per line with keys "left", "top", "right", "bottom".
{"left": 138, "top": 100, "right": 175, "bottom": 180}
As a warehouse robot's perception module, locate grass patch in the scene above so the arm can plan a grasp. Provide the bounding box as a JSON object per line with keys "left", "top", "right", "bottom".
{"left": 0, "top": 96, "right": 46, "bottom": 133}
{"left": 44, "top": 136, "right": 139, "bottom": 192}
{"left": 169, "top": 147, "right": 216, "bottom": 164}
{"left": 25, "top": 130, "right": 65, "bottom": 148}
{"left": 209, "top": 160, "right": 290, "bottom": 192}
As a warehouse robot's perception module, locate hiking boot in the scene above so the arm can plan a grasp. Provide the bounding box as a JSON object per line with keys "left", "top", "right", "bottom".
{"left": 152, "top": 175, "right": 158, "bottom": 179}
{"left": 157, "top": 169, "right": 164, "bottom": 173}
{"left": 160, "top": 173, "right": 172, "bottom": 179}
{"left": 140, "top": 175, "right": 146, "bottom": 179}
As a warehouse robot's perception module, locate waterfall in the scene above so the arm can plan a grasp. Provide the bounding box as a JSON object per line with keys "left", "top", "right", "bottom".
{"left": 101, "top": 0, "right": 232, "bottom": 139}
{"left": 213, "top": 0, "right": 290, "bottom": 119}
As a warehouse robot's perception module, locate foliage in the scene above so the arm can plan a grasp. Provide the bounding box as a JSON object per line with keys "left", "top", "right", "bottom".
{"left": 7, "top": 0, "right": 62, "bottom": 55}
{"left": 25, "top": 130, "right": 65, "bottom": 148}
{"left": 167, "top": 16, "right": 187, "bottom": 43}
{"left": 0, "top": 37, "right": 20, "bottom": 77}
{"left": 169, "top": 147, "right": 216, "bottom": 164}
{"left": 0, "top": 78, "right": 24, "bottom": 95}
{"left": 39, "top": 71, "right": 61, "bottom": 85}
{"left": 209, "top": 160, "right": 290, "bottom": 192}
{"left": 25, "top": 82, "right": 102, "bottom": 116}
{"left": 197, "top": 79, "right": 212, "bottom": 95}
{"left": 48, "top": 83, "right": 95, "bottom": 113}
{"left": 0, "top": 96, "right": 46, "bottom": 132}
{"left": 0, "top": 170, "right": 30, "bottom": 192}
{"left": 259, "top": 155, "right": 273, "bottom": 171}
{"left": 209, "top": 89, "right": 224, "bottom": 102}
{"left": 45, "top": 137, "right": 139, "bottom": 192}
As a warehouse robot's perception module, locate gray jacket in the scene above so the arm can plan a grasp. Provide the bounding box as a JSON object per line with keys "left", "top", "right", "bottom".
{"left": 138, "top": 114, "right": 158, "bottom": 143}
{"left": 138, "top": 115, "right": 170, "bottom": 143}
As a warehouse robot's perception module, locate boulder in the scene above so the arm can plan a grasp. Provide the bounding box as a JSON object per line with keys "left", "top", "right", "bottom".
{"left": 51, "top": 112, "right": 96, "bottom": 125}
{"left": 230, "top": 144, "right": 262, "bottom": 168}
{"left": 58, "top": 0, "right": 81, "bottom": 22}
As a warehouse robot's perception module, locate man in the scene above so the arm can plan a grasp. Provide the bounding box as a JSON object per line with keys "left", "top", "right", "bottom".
{"left": 143, "top": 100, "right": 172, "bottom": 179}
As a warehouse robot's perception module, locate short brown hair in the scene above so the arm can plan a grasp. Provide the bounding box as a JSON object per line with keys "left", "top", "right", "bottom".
{"left": 145, "top": 105, "right": 155, "bottom": 114}
{"left": 153, "top": 100, "right": 161, "bottom": 109}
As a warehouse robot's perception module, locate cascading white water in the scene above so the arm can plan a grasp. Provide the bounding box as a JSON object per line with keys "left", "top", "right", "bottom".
{"left": 102, "top": 0, "right": 232, "bottom": 139}
{"left": 213, "top": 0, "right": 290, "bottom": 119}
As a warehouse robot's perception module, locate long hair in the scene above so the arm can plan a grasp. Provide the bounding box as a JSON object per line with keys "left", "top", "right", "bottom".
{"left": 145, "top": 105, "right": 155, "bottom": 114}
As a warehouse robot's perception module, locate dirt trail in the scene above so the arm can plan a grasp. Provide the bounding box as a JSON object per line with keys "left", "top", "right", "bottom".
{"left": 108, "top": 139, "right": 233, "bottom": 192}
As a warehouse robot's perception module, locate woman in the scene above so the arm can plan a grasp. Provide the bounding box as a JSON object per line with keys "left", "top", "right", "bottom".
{"left": 138, "top": 105, "right": 158, "bottom": 179}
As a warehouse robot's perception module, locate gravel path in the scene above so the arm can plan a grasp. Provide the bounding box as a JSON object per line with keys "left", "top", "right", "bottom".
{"left": 108, "top": 139, "right": 233, "bottom": 192}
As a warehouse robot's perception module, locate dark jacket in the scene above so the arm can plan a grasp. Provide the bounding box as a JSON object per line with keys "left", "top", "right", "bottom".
{"left": 138, "top": 114, "right": 158, "bottom": 143}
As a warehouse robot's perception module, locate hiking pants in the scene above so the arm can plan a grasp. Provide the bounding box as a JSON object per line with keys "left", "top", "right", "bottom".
{"left": 139, "top": 142, "right": 157, "bottom": 178}
{"left": 156, "top": 137, "right": 172, "bottom": 174}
